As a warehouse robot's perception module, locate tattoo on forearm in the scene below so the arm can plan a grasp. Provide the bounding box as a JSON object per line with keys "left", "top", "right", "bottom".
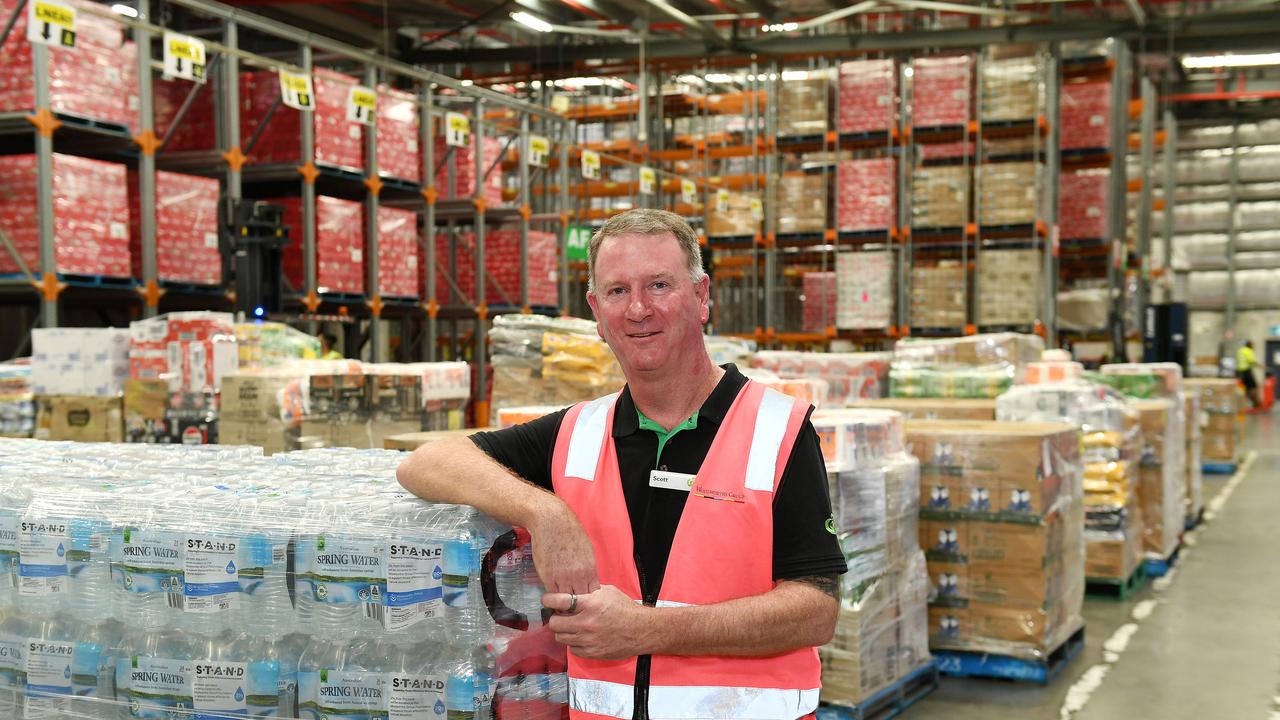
{"left": 794, "top": 574, "right": 839, "bottom": 600}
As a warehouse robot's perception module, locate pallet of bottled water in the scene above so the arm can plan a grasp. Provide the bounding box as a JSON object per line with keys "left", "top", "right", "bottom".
{"left": 0, "top": 438, "right": 564, "bottom": 719}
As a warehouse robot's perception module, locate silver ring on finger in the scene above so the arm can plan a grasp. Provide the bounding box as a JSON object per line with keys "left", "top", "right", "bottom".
{"left": 568, "top": 593, "right": 578, "bottom": 614}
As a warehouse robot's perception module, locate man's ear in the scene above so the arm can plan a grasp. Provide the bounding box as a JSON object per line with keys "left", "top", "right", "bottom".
{"left": 696, "top": 275, "right": 710, "bottom": 325}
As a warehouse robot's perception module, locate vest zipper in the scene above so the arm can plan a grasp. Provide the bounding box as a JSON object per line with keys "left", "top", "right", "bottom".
{"left": 635, "top": 554, "right": 654, "bottom": 720}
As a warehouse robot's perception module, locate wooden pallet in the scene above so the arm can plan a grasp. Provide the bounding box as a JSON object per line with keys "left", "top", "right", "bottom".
{"left": 817, "top": 662, "right": 940, "bottom": 720}
{"left": 934, "top": 626, "right": 1085, "bottom": 684}
{"left": 1086, "top": 562, "right": 1149, "bottom": 601}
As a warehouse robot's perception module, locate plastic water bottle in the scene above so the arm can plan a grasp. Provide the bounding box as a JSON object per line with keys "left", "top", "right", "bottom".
{"left": 116, "top": 601, "right": 195, "bottom": 719}
{"left": 384, "top": 637, "right": 446, "bottom": 720}
{"left": 444, "top": 648, "right": 493, "bottom": 720}
{"left": 296, "top": 624, "right": 356, "bottom": 720}
{"left": 0, "top": 608, "right": 28, "bottom": 716}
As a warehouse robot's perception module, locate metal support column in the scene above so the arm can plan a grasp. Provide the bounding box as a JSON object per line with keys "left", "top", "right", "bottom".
{"left": 422, "top": 84, "right": 438, "bottom": 360}
{"left": 1135, "top": 76, "right": 1156, "bottom": 341}
{"left": 473, "top": 99, "right": 489, "bottom": 424}
{"left": 1160, "top": 109, "right": 1177, "bottom": 303}
{"left": 518, "top": 111, "right": 531, "bottom": 310}
{"left": 1225, "top": 121, "right": 1242, "bottom": 330}
{"left": 897, "top": 57, "right": 912, "bottom": 335}
{"left": 364, "top": 65, "right": 384, "bottom": 362}
{"left": 32, "top": 41, "right": 56, "bottom": 327}
{"left": 559, "top": 121, "right": 572, "bottom": 310}
{"left": 223, "top": 22, "right": 241, "bottom": 200}
{"left": 300, "top": 45, "right": 317, "bottom": 325}
{"left": 763, "top": 61, "right": 780, "bottom": 343}
{"left": 135, "top": 0, "right": 158, "bottom": 318}
{"left": 1044, "top": 43, "right": 1062, "bottom": 347}
{"left": 1106, "top": 40, "right": 1131, "bottom": 360}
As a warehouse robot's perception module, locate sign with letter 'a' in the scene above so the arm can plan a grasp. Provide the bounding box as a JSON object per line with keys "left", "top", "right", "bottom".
{"left": 279, "top": 70, "right": 315, "bottom": 111}
{"left": 28, "top": 0, "right": 76, "bottom": 48}
{"left": 347, "top": 85, "right": 377, "bottom": 125}
{"left": 162, "top": 31, "right": 207, "bottom": 83}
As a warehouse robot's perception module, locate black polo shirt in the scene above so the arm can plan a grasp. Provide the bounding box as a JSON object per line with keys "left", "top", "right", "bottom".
{"left": 471, "top": 364, "right": 847, "bottom": 601}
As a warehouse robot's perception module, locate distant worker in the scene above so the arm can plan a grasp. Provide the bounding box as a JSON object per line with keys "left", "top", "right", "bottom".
{"left": 1237, "top": 340, "right": 1261, "bottom": 409}
{"left": 319, "top": 332, "right": 342, "bottom": 360}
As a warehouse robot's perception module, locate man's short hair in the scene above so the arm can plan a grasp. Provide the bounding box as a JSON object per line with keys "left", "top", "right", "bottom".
{"left": 587, "top": 209, "right": 707, "bottom": 294}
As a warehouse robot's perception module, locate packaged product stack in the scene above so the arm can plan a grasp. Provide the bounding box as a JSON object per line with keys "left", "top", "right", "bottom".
{"left": 803, "top": 272, "right": 837, "bottom": 333}
{"left": 376, "top": 205, "right": 420, "bottom": 299}
{"left": 125, "top": 312, "right": 238, "bottom": 445}
{"left": 497, "top": 406, "right": 566, "bottom": 429}
{"left": 778, "top": 173, "right": 827, "bottom": 235}
{"left": 751, "top": 351, "right": 892, "bottom": 407}
{"left": 890, "top": 332, "right": 1044, "bottom": 399}
{"left": 977, "top": 162, "right": 1042, "bottom": 226}
{"left": 275, "top": 195, "right": 366, "bottom": 296}
{"left": 1060, "top": 80, "right": 1112, "bottom": 151}
{"left": 241, "top": 68, "right": 365, "bottom": 171}
{"left": 911, "top": 420, "right": 1085, "bottom": 660}
{"left": 707, "top": 190, "right": 762, "bottom": 238}
{"left": 234, "top": 321, "right": 321, "bottom": 369}
{"left": 541, "top": 332, "right": 626, "bottom": 409}
{"left": 917, "top": 141, "right": 973, "bottom": 163}
{"left": 128, "top": 169, "right": 222, "bottom": 285}
{"left": 838, "top": 59, "right": 898, "bottom": 135}
{"left": 489, "top": 315, "right": 623, "bottom": 425}
{"left": 980, "top": 55, "right": 1043, "bottom": 122}
{"left": 1059, "top": 170, "right": 1110, "bottom": 240}
{"left": 836, "top": 250, "right": 895, "bottom": 330}
{"left": 811, "top": 409, "right": 930, "bottom": 705}
{"left": 0, "top": 0, "right": 137, "bottom": 127}
{"left": 910, "top": 264, "right": 967, "bottom": 329}
{"left": 1184, "top": 390, "right": 1204, "bottom": 523}
{"left": 911, "top": 55, "right": 972, "bottom": 128}
{"left": 837, "top": 158, "right": 896, "bottom": 232}
{"left": 0, "top": 363, "right": 34, "bottom": 438}
{"left": 746, "top": 373, "right": 831, "bottom": 410}
{"left": 977, "top": 248, "right": 1042, "bottom": 326}
{"left": 0, "top": 153, "right": 131, "bottom": 277}
{"left": 0, "top": 439, "right": 568, "bottom": 720}
{"left": 911, "top": 165, "right": 970, "bottom": 229}
{"left": 1185, "top": 378, "right": 1240, "bottom": 462}
{"left": 152, "top": 77, "right": 217, "bottom": 152}
{"left": 432, "top": 135, "right": 506, "bottom": 206}
{"left": 432, "top": 229, "right": 559, "bottom": 307}
{"left": 997, "top": 383, "right": 1144, "bottom": 581}
{"left": 31, "top": 327, "right": 130, "bottom": 442}
{"left": 852, "top": 397, "right": 996, "bottom": 420}
{"left": 376, "top": 84, "right": 421, "bottom": 182}
{"left": 778, "top": 77, "right": 829, "bottom": 137}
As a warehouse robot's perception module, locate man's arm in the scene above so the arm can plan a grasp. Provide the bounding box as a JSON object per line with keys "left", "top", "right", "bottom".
{"left": 544, "top": 576, "right": 839, "bottom": 660}
{"left": 396, "top": 436, "right": 599, "bottom": 595}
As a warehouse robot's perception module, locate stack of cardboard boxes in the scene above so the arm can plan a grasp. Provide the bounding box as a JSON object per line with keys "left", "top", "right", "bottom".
{"left": 1185, "top": 378, "right": 1240, "bottom": 463}
{"left": 128, "top": 169, "right": 222, "bottom": 286}
{"left": 837, "top": 158, "right": 896, "bottom": 232}
{"left": 911, "top": 165, "right": 970, "bottom": 229}
{"left": 977, "top": 162, "right": 1043, "bottom": 226}
{"left": 911, "top": 420, "right": 1085, "bottom": 660}
{"left": 1185, "top": 391, "right": 1204, "bottom": 524}
{"left": 777, "top": 173, "right": 827, "bottom": 235}
{"left": 911, "top": 55, "right": 972, "bottom": 129}
{"left": 836, "top": 251, "right": 895, "bottom": 330}
{"left": 489, "top": 315, "right": 625, "bottom": 426}
{"left": 1059, "top": 170, "right": 1109, "bottom": 241}
{"left": 241, "top": 68, "right": 365, "bottom": 171}
{"left": 706, "top": 191, "right": 762, "bottom": 238}
{"left": 977, "top": 248, "right": 1043, "bottom": 327}
{"left": 979, "top": 54, "right": 1044, "bottom": 122}
{"left": 31, "top": 328, "right": 131, "bottom": 443}
{"left": 778, "top": 78, "right": 829, "bottom": 137}
{"left": 910, "top": 264, "right": 967, "bottom": 329}
{"left": 802, "top": 272, "right": 837, "bottom": 333}
{"left": 1060, "top": 80, "right": 1112, "bottom": 151}
{"left": 812, "top": 409, "right": 930, "bottom": 706}
{"left": 432, "top": 229, "right": 559, "bottom": 307}
{"left": 838, "top": 59, "right": 897, "bottom": 135}
{"left": 277, "top": 195, "right": 366, "bottom": 296}
{"left": 375, "top": 85, "right": 421, "bottom": 183}
{"left": 890, "top": 333, "right": 1044, "bottom": 399}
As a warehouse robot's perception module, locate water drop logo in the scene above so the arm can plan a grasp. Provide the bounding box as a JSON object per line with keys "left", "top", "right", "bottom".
{"left": 56, "top": 543, "right": 65, "bottom": 558}
{"left": 234, "top": 687, "right": 244, "bottom": 703}
{"left": 432, "top": 565, "right": 443, "bottom": 581}
{"left": 435, "top": 699, "right": 446, "bottom": 715}
{"left": 63, "top": 665, "right": 71, "bottom": 680}
{"left": 225, "top": 561, "right": 236, "bottom": 575}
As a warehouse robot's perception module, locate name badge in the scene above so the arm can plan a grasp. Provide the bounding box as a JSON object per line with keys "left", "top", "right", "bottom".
{"left": 649, "top": 469, "right": 696, "bottom": 492}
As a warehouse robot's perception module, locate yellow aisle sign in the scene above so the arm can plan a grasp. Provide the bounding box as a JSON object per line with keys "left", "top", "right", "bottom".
{"left": 279, "top": 70, "right": 315, "bottom": 111}
{"left": 162, "top": 32, "right": 207, "bottom": 83}
{"left": 639, "top": 166, "right": 655, "bottom": 196}
{"left": 580, "top": 150, "right": 601, "bottom": 180}
{"left": 527, "top": 135, "right": 549, "bottom": 167}
{"left": 445, "top": 111, "right": 471, "bottom": 148}
{"left": 347, "top": 85, "right": 377, "bottom": 125}
{"left": 27, "top": 0, "right": 76, "bottom": 48}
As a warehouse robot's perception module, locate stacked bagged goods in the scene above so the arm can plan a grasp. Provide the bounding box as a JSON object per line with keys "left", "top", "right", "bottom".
{"left": 803, "top": 272, "right": 837, "bottom": 333}
{"left": 128, "top": 169, "right": 222, "bottom": 285}
{"left": 778, "top": 77, "right": 829, "bottom": 137}
{"left": 432, "top": 229, "right": 558, "bottom": 306}
{"left": 911, "top": 165, "right": 970, "bottom": 229}
{"left": 275, "top": 195, "right": 365, "bottom": 296}
{"left": 433, "top": 135, "right": 505, "bottom": 206}
{"left": 977, "top": 248, "right": 1042, "bottom": 326}
{"left": 837, "top": 158, "right": 896, "bottom": 232}
{"left": 0, "top": 0, "right": 137, "bottom": 127}
{"left": 489, "top": 315, "right": 623, "bottom": 425}
{"left": 376, "top": 84, "right": 421, "bottom": 182}
{"left": 1185, "top": 378, "right": 1240, "bottom": 462}
{"left": 811, "top": 409, "right": 930, "bottom": 705}
{"left": 980, "top": 55, "right": 1043, "bottom": 122}
{"left": 778, "top": 173, "right": 827, "bottom": 234}
{"left": 0, "top": 153, "right": 131, "bottom": 277}
{"left": 125, "top": 312, "right": 238, "bottom": 444}
{"left": 376, "top": 205, "right": 420, "bottom": 298}
{"left": 838, "top": 59, "right": 897, "bottom": 134}
{"left": 707, "top": 190, "right": 761, "bottom": 237}
{"left": 890, "top": 333, "right": 1044, "bottom": 399}
{"left": 997, "top": 383, "right": 1143, "bottom": 580}
{"left": 0, "top": 363, "right": 34, "bottom": 438}
{"left": 241, "top": 68, "right": 364, "bottom": 171}
{"left": 911, "top": 55, "right": 973, "bottom": 128}
{"left": 910, "top": 264, "right": 966, "bottom": 329}
{"left": 1060, "top": 80, "right": 1111, "bottom": 151}
{"left": 977, "top": 162, "right": 1042, "bottom": 226}
{"left": 836, "top": 250, "right": 894, "bottom": 330}
{"left": 852, "top": 397, "right": 996, "bottom": 421}
{"left": 1060, "top": 170, "right": 1109, "bottom": 240}
{"left": 234, "top": 321, "right": 320, "bottom": 369}
{"left": 31, "top": 328, "right": 130, "bottom": 442}
{"left": 1024, "top": 359, "right": 1085, "bottom": 385}
{"left": 910, "top": 420, "right": 1084, "bottom": 659}
{"left": 1184, "top": 391, "right": 1204, "bottom": 523}
{"left": 751, "top": 351, "right": 892, "bottom": 407}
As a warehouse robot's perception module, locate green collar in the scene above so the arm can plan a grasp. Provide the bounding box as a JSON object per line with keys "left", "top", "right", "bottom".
{"left": 636, "top": 407, "right": 699, "bottom": 466}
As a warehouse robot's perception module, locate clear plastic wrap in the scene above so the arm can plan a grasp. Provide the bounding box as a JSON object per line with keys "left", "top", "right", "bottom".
{"left": 750, "top": 351, "right": 891, "bottom": 407}
{"left": 706, "top": 190, "right": 761, "bottom": 238}
{"left": 911, "top": 165, "right": 970, "bottom": 229}
{"left": 0, "top": 364, "right": 34, "bottom": 439}
{"left": 980, "top": 54, "right": 1044, "bottom": 123}
{"left": 977, "top": 162, "right": 1043, "bottom": 226}
{"left": 890, "top": 333, "right": 1044, "bottom": 399}
{"left": 836, "top": 251, "right": 895, "bottom": 330}
{"left": 838, "top": 59, "right": 897, "bottom": 135}
{"left": 1185, "top": 378, "right": 1240, "bottom": 462}
{"left": 777, "top": 173, "right": 827, "bottom": 235}
{"left": 0, "top": 438, "right": 563, "bottom": 720}
{"left": 234, "top": 323, "right": 321, "bottom": 370}
{"left": 1184, "top": 392, "right": 1204, "bottom": 523}
{"left": 489, "top": 316, "right": 623, "bottom": 426}
{"left": 129, "top": 170, "right": 222, "bottom": 286}
{"left": 977, "top": 248, "right": 1042, "bottom": 326}
{"left": 850, "top": 397, "right": 996, "bottom": 421}
{"left": 907, "top": 420, "right": 1085, "bottom": 661}
{"left": 911, "top": 55, "right": 973, "bottom": 129}
{"left": 837, "top": 158, "right": 896, "bottom": 232}
{"left": 778, "top": 78, "right": 829, "bottom": 137}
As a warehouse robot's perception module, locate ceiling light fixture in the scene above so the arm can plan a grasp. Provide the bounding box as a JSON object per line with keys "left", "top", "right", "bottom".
{"left": 511, "top": 11, "right": 554, "bottom": 33}
{"left": 760, "top": 22, "right": 798, "bottom": 32}
{"left": 1181, "top": 52, "right": 1280, "bottom": 69}
{"left": 110, "top": 3, "right": 138, "bottom": 17}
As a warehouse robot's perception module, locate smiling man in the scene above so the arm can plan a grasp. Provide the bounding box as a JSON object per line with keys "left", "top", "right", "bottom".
{"left": 397, "top": 209, "right": 843, "bottom": 720}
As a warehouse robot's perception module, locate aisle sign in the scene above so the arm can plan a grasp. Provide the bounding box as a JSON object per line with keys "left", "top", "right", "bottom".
{"left": 581, "top": 150, "right": 601, "bottom": 180}
{"left": 551, "top": 94, "right": 571, "bottom": 114}
{"left": 566, "top": 225, "right": 591, "bottom": 262}
{"left": 27, "top": 0, "right": 76, "bottom": 48}
{"left": 638, "top": 166, "right": 656, "bottom": 196}
{"left": 278, "top": 70, "right": 315, "bottom": 111}
{"left": 749, "top": 197, "right": 764, "bottom": 221}
{"left": 346, "top": 85, "right": 377, "bottom": 125}
{"left": 527, "top": 135, "right": 550, "bottom": 168}
{"left": 445, "top": 112, "right": 470, "bottom": 148}
{"left": 715, "top": 188, "right": 730, "bottom": 213}
{"left": 162, "top": 32, "right": 207, "bottom": 83}
{"left": 680, "top": 179, "right": 697, "bottom": 204}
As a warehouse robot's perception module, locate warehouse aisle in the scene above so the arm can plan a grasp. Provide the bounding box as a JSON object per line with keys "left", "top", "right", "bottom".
{"left": 905, "top": 414, "right": 1278, "bottom": 720}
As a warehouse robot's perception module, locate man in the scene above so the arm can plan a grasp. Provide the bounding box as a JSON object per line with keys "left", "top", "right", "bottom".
{"left": 1237, "top": 340, "right": 1261, "bottom": 409}
{"left": 319, "top": 332, "right": 342, "bottom": 360}
{"left": 397, "top": 209, "right": 843, "bottom": 720}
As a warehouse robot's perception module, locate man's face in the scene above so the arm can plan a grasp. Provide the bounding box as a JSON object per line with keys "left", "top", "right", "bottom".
{"left": 586, "top": 232, "right": 709, "bottom": 377}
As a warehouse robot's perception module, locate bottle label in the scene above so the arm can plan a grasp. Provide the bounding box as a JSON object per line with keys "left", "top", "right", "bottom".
{"left": 0, "top": 637, "right": 24, "bottom": 689}
{"left": 22, "top": 640, "right": 74, "bottom": 719}
{"left": 0, "top": 514, "right": 19, "bottom": 589}
{"left": 183, "top": 535, "right": 240, "bottom": 614}
{"left": 118, "top": 529, "right": 184, "bottom": 608}
{"left": 126, "top": 656, "right": 193, "bottom": 718}
{"left": 384, "top": 541, "right": 444, "bottom": 632}
{"left": 71, "top": 640, "right": 102, "bottom": 697}
{"left": 192, "top": 661, "right": 248, "bottom": 719}
{"left": 445, "top": 674, "right": 483, "bottom": 720}
{"left": 67, "top": 530, "right": 107, "bottom": 584}
{"left": 247, "top": 659, "right": 281, "bottom": 716}
{"left": 18, "top": 521, "right": 69, "bottom": 597}
{"left": 299, "top": 668, "right": 386, "bottom": 719}
{"left": 304, "top": 537, "right": 385, "bottom": 622}
{"left": 441, "top": 541, "right": 471, "bottom": 610}
{"left": 388, "top": 674, "right": 446, "bottom": 720}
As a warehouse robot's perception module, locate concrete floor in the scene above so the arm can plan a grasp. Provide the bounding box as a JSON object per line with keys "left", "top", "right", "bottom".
{"left": 904, "top": 412, "right": 1280, "bottom": 720}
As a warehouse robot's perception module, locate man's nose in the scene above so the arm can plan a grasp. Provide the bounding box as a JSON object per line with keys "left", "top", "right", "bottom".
{"left": 626, "top": 291, "right": 651, "bottom": 320}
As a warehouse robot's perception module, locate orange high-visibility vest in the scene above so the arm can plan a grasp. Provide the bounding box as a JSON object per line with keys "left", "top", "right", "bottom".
{"left": 550, "top": 380, "right": 822, "bottom": 720}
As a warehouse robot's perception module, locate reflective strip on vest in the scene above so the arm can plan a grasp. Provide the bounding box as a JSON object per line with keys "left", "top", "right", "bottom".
{"left": 744, "top": 389, "right": 795, "bottom": 492}
{"left": 571, "top": 678, "right": 820, "bottom": 720}
{"left": 564, "top": 393, "right": 620, "bottom": 480}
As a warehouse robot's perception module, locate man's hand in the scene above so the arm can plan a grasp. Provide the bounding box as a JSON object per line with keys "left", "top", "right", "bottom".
{"left": 527, "top": 504, "right": 600, "bottom": 595}
{"left": 543, "top": 585, "right": 649, "bottom": 660}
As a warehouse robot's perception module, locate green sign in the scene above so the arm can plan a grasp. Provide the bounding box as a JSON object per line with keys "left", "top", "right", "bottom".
{"left": 566, "top": 225, "right": 591, "bottom": 262}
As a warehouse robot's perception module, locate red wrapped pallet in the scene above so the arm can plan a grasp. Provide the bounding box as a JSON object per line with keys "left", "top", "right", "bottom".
{"left": 911, "top": 55, "right": 972, "bottom": 129}
{"left": 0, "top": 0, "right": 137, "bottom": 128}
{"left": 128, "top": 169, "right": 221, "bottom": 285}
{"left": 838, "top": 59, "right": 897, "bottom": 135}
{"left": 1061, "top": 80, "right": 1111, "bottom": 151}
{"left": 0, "top": 153, "right": 130, "bottom": 277}
{"left": 376, "top": 205, "right": 419, "bottom": 299}
{"left": 153, "top": 77, "right": 217, "bottom": 153}
{"left": 837, "top": 157, "right": 896, "bottom": 232}
{"left": 377, "top": 85, "right": 421, "bottom": 183}
{"left": 275, "top": 196, "right": 365, "bottom": 295}
{"left": 241, "top": 69, "right": 364, "bottom": 172}
{"left": 432, "top": 136, "right": 505, "bottom": 206}
{"left": 802, "top": 272, "right": 837, "bottom": 333}
{"left": 1059, "top": 169, "right": 1109, "bottom": 240}
{"left": 432, "top": 229, "right": 558, "bottom": 306}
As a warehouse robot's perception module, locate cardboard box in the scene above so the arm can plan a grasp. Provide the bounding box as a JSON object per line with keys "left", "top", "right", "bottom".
{"left": 852, "top": 398, "right": 997, "bottom": 421}
{"left": 967, "top": 518, "right": 1060, "bottom": 571}
{"left": 123, "top": 378, "right": 168, "bottom": 436}
{"left": 928, "top": 606, "right": 970, "bottom": 644}
{"left": 219, "top": 417, "right": 291, "bottom": 455}
{"left": 36, "top": 395, "right": 124, "bottom": 443}
{"left": 300, "top": 419, "right": 374, "bottom": 449}
{"left": 929, "top": 562, "right": 969, "bottom": 604}
{"left": 968, "top": 562, "right": 1060, "bottom": 609}
{"left": 968, "top": 603, "right": 1050, "bottom": 646}
{"left": 219, "top": 374, "right": 292, "bottom": 420}
{"left": 921, "top": 518, "right": 969, "bottom": 563}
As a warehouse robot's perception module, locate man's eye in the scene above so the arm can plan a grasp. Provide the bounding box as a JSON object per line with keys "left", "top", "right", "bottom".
{"left": 653, "top": 282, "right": 669, "bottom": 290}
{"left": 608, "top": 287, "right": 626, "bottom": 296}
